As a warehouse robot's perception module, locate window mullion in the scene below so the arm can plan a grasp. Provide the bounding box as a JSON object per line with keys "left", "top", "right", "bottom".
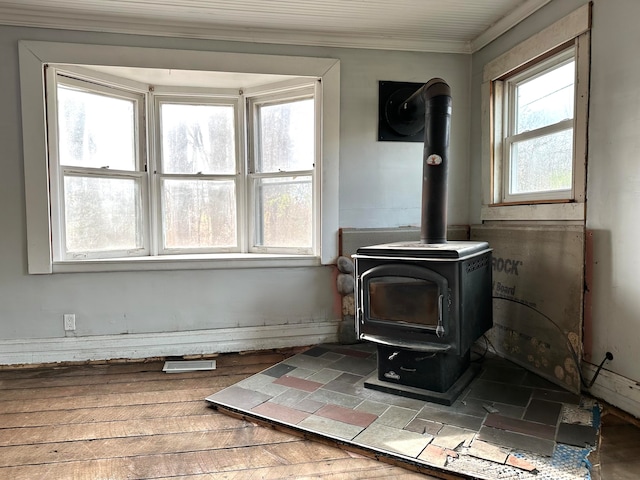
{"left": 246, "top": 96, "right": 258, "bottom": 251}
{"left": 149, "top": 91, "right": 162, "bottom": 257}
{"left": 142, "top": 88, "right": 158, "bottom": 257}
{"left": 236, "top": 94, "right": 248, "bottom": 253}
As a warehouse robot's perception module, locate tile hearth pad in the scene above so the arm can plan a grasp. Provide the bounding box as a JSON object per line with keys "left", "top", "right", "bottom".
{"left": 206, "top": 344, "right": 597, "bottom": 480}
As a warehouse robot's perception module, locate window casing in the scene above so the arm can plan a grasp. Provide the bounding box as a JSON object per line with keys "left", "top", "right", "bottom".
{"left": 45, "top": 67, "right": 319, "bottom": 263}
{"left": 481, "top": 4, "right": 590, "bottom": 222}
{"left": 19, "top": 42, "right": 340, "bottom": 274}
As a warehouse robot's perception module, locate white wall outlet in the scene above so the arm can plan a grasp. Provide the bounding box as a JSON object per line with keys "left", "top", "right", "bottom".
{"left": 63, "top": 313, "right": 76, "bottom": 331}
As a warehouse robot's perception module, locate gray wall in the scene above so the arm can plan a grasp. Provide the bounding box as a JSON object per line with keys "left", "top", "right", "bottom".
{"left": 0, "top": 24, "right": 471, "bottom": 359}
{"left": 339, "top": 53, "right": 471, "bottom": 228}
{"left": 471, "top": 0, "right": 640, "bottom": 388}
{"left": 586, "top": 0, "right": 640, "bottom": 384}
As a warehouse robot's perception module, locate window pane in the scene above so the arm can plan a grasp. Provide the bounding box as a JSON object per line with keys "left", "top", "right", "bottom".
{"left": 257, "top": 98, "right": 314, "bottom": 172}
{"left": 515, "top": 60, "right": 574, "bottom": 134}
{"left": 64, "top": 176, "right": 142, "bottom": 253}
{"left": 510, "top": 129, "right": 573, "bottom": 194}
{"left": 57, "top": 86, "right": 136, "bottom": 170}
{"left": 162, "top": 179, "right": 236, "bottom": 249}
{"left": 256, "top": 176, "right": 312, "bottom": 248}
{"left": 160, "top": 103, "right": 236, "bottom": 174}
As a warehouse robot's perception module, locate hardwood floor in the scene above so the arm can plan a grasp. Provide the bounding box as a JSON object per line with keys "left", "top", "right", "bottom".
{"left": 594, "top": 410, "right": 640, "bottom": 480}
{"left": 0, "top": 349, "right": 436, "bottom": 479}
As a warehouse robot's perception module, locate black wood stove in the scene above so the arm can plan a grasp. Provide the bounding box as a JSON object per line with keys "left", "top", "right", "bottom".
{"left": 353, "top": 79, "right": 492, "bottom": 405}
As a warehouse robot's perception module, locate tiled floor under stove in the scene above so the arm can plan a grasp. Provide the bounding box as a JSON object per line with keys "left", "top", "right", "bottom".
{"left": 206, "top": 343, "right": 598, "bottom": 479}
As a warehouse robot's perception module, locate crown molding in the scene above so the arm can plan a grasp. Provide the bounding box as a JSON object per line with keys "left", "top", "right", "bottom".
{"left": 0, "top": 1, "right": 552, "bottom": 54}
{"left": 0, "top": 6, "right": 472, "bottom": 54}
{"left": 470, "top": 0, "right": 553, "bottom": 52}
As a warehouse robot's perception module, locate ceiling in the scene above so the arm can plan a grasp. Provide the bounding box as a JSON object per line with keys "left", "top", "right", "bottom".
{"left": 0, "top": 0, "right": 552, "bottom": 53}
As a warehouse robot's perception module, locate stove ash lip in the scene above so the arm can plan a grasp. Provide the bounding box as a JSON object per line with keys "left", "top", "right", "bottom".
{"left": 386, "top": 77, "right": 452, "bottom": 245}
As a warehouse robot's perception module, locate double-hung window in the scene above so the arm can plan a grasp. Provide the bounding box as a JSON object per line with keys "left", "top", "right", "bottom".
{"left": 44, "top": 67, "right": 319, "bottom": 263}
{"left": 248, "top": 88, "right": 316, "bottom": 254}
{"left": 155, "top": 96, "right": 241, "bottom": 254}
{"left": 501, "top": 48, "right": 576, "bottom": 203}
{"left": 481, "top": 4, "right": 590, "bottom": 221}
{"left": 50, "top": 74, "right": 148, "bottom": 259}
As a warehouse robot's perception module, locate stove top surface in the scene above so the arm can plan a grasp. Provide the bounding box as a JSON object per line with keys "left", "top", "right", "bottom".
{"left": 354, "top": 240, "right": 490, "bottom": 259}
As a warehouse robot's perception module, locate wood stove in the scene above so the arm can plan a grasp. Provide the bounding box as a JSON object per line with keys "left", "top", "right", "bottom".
{"left": 354, "top": 79, "right": 492, "bottom": 405}
{"left": 354, "top": 241, "right": 492, "bottom": 404}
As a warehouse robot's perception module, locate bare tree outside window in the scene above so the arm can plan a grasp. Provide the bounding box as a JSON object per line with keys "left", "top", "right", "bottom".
{"left": 162, "top": 179, "right": 236, "bottom": 249}
{"left": 161, "top": 103, "right": 235, "bottom": 174}
{"left": 64, "top": 176, "right": 142, "bottom": 253}
{"left": 58, "top": 86, "right": 136, "bottom": 170}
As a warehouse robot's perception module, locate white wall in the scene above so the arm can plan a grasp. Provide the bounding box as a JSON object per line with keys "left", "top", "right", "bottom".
{"left": 339, "top": 51, "right": 471, "bottom": 228}
{"left": 0, "top": 25, "right": 471, "bottom": 362}
{"left": 587, "top": 0, "right": 640, "bottom": 384}
{"left": 471, "top": 0, "right": 640, "bottom": 415}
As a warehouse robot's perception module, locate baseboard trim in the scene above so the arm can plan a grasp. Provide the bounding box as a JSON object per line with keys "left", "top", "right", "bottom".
{"left": 0, "top": 321, "right": 340, "bottom": 365}
{"left": 582, "top": 363, "right": 640, "bottom": 419}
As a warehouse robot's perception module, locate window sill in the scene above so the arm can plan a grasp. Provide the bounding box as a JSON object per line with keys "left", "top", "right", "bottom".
{"left": 51, "top": 253, "right": 322, "bottom": 273}
{"left": 481, "top": 202, "right": 585, "bottom": 222}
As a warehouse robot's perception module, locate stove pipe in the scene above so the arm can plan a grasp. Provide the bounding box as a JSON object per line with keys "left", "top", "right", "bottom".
{"left": 394, "top": 78, "right": 452, "bottom": 244}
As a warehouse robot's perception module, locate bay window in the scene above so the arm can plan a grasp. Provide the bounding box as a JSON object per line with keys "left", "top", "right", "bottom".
{"left": 19, "top": 41, "right": 339, "bottom": 273}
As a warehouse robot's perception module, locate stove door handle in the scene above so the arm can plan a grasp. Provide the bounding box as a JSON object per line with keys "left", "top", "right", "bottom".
{"left": 436, "top": 294, "right": 445, "bottom": 338}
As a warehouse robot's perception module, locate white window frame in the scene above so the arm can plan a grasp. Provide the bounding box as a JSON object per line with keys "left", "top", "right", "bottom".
{"left": 47, "top": 69, "right": 151, "bottom": 261}
{"left": 19, "top": 41, "right": 340, "bottom": 273}
{"left": 481, "top": 4, "right": 591, "bottom": 222}
{"left": 501, "top": 47, "right": 576, "bottom": 203}
{"left": 246, "top": 84, "right": 318, "bottom": 255}
{"left": 152, "top": 94, "right": 244, "bottom": 255}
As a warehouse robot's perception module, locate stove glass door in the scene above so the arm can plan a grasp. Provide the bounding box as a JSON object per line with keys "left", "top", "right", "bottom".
{"left": 361, "top": 264, "right": 447, "bottom": 335}
{"left": 369, "top": 277, "right": 439, "bottom": 327}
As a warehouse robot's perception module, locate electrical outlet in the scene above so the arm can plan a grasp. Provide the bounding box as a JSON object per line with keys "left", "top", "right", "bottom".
{"left": 63, "top": 314, "right": 76, "bottom": 331}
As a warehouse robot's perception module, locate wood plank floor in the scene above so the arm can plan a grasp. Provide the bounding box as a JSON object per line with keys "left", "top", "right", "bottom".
{"left": 593, "top": 410, "right": 640, "bottom": 480}
{"left": 0, "top": 349, "right": 439, "bottom": 479}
